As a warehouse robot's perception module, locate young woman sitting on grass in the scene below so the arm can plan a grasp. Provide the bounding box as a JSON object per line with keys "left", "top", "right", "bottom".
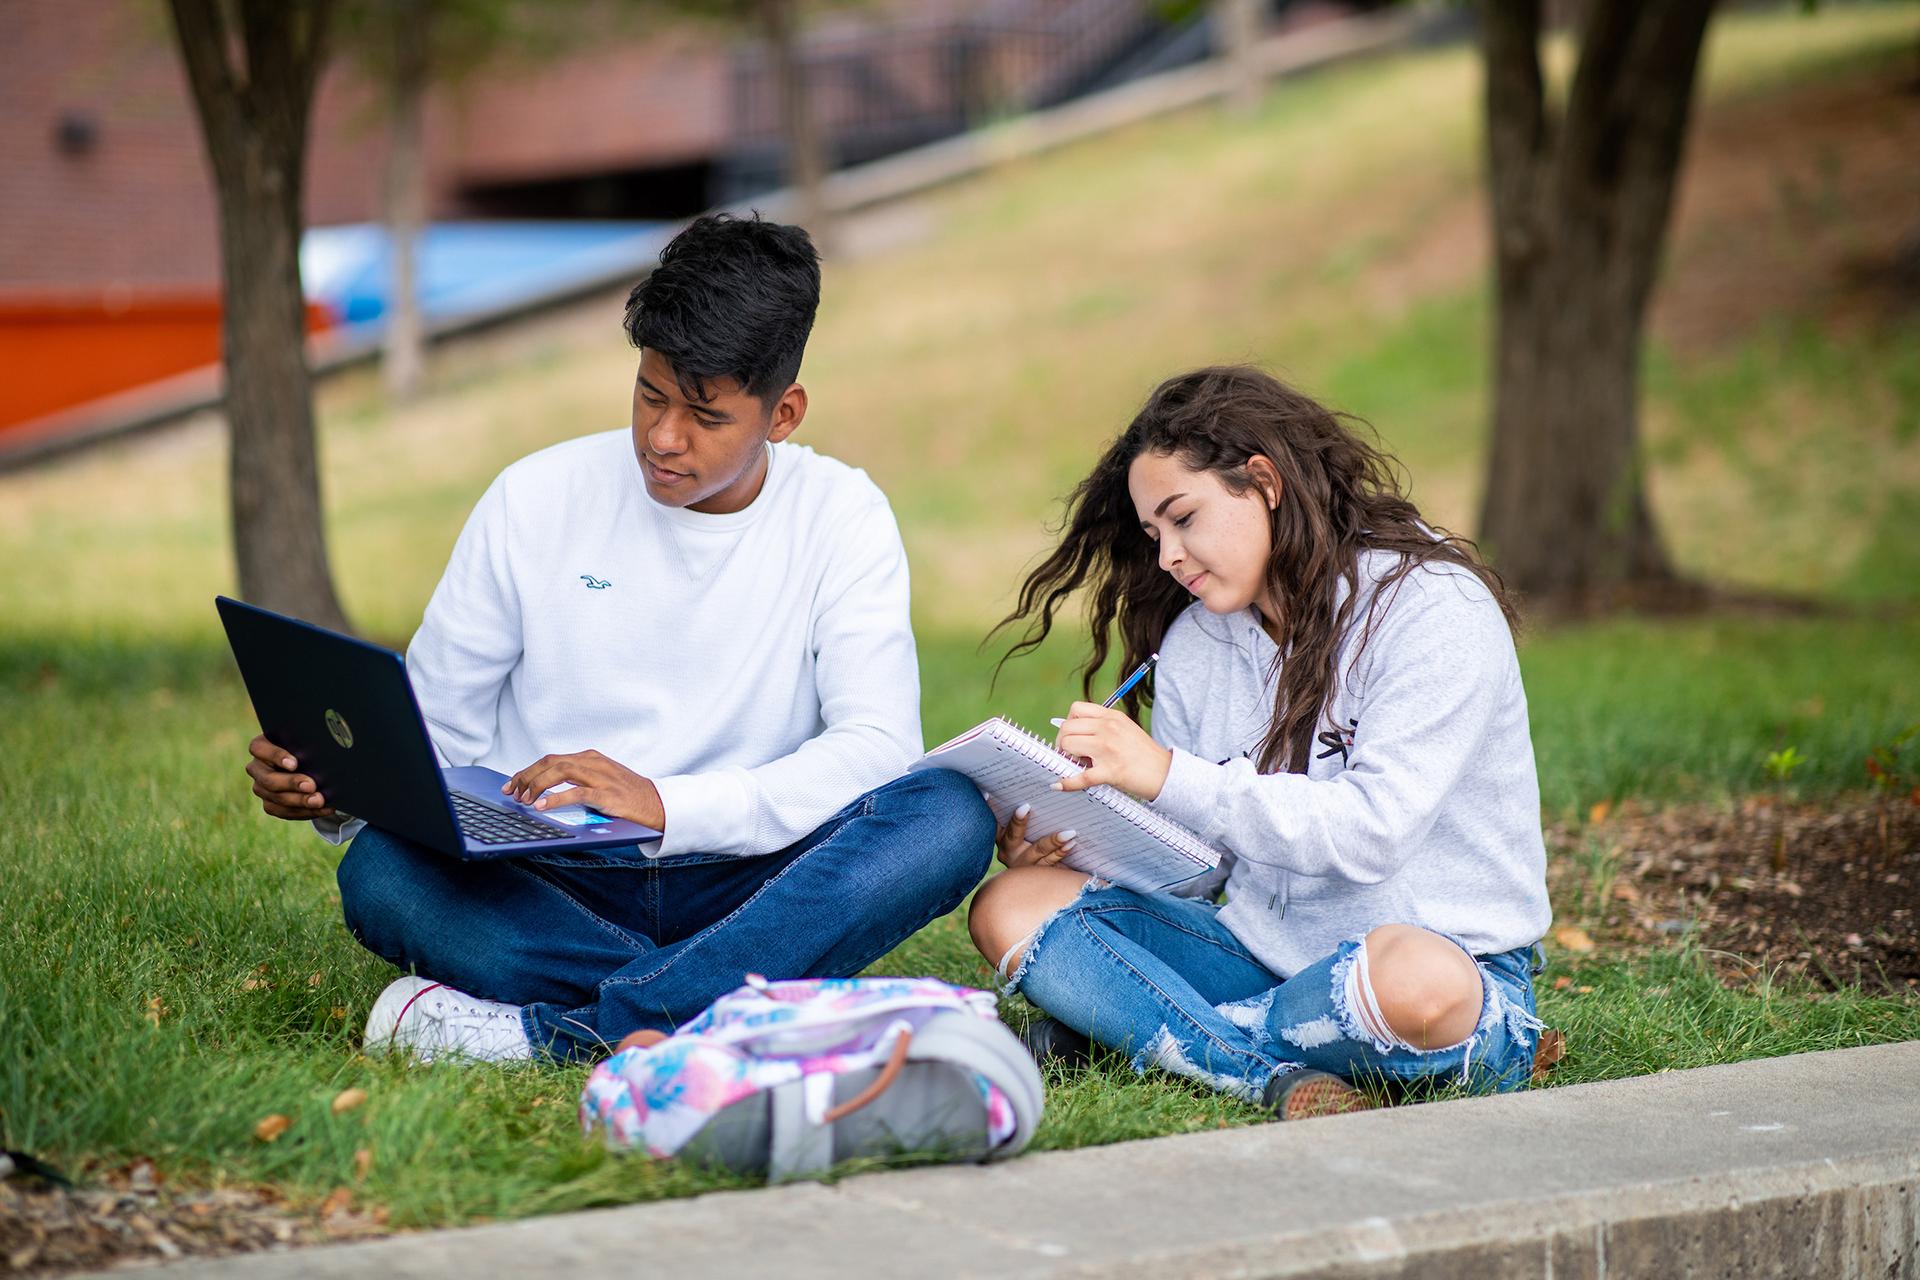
{"left": 968, "top": 366, "right": 1554, "bottom": 1119}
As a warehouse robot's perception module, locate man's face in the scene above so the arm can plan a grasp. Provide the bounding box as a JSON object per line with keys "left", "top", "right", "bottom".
{"left": 630, "top": 348, "right": 805, "bottom": 514}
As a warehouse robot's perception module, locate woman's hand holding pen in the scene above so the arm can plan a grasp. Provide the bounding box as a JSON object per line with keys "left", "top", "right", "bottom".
{"left": 1053, "top": 702, "right": 1174, "bottom": 801}
{"left": 994, "top": 803, "right": 1078, "bottom": 870}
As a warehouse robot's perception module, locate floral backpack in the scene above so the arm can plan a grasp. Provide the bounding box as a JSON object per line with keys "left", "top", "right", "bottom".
{"left": 579, "top": 976, "right": 1046, "bottom": 1183}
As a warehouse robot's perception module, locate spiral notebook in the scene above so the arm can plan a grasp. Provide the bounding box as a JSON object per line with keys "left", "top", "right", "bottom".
{"left": 909, "top": 717, "right": 1222, "bottom": 893}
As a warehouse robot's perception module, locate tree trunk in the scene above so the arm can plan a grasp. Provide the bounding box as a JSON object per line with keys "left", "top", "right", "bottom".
{"left": 382, "top": 0, "right": 431, "bottom": 403}
{"left": 1476, "top": 0, "right": 1716, "bottom": 611}
{"left": 760, "top": 0, "right": 831, "bottom": 253}
{"left": 1214, "top": 0, "right": 1263, "bottom": 117}
{"left": 169, "top": 0, "right": 351, "bottom": 632}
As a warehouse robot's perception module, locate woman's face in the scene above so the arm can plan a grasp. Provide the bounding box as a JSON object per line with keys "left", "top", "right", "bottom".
{"left": 1128, "top": 450, "right": 1278, "bottom": 617}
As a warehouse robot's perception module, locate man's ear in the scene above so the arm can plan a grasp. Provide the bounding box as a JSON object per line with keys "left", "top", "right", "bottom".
{"left": 1247, "top": 454, "right": 1283, "bottom": 510}
{"left": 767, "top": 383, "right": 807, "bottom": 444}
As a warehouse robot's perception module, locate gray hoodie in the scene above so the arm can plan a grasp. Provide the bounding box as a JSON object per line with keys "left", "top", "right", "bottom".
{"left": 1148, "top": 552, "right": 1553, "bottom": 978}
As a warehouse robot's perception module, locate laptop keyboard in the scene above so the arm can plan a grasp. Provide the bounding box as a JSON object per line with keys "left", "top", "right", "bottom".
{"left": 451, "top": 792, "right": 576, "bottom": 845}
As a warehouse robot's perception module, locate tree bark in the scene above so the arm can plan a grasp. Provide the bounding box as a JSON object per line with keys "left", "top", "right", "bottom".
{"left": 382, "top": 0, "right": 431, "bottom": 403}
{"left": 1214, "top": 0, "right": 1263, "bottom": 117}
{"left": 760, "top": 0, "right": 832, "bottom": 252}
{"left": 169, "top": 0, "right": 350, "bottom": 632}
{"left": 1476, "top": 0, "right": 1716, "bottom": 611}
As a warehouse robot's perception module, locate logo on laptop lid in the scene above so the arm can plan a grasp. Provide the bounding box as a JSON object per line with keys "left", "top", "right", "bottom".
{"left": 325, "top": 708, "right": 354, "bottom": 749}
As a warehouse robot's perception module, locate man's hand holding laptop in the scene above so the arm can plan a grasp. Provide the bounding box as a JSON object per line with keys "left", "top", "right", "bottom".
{"left": 245, "top": 734, "right": 337, "bottom": 821}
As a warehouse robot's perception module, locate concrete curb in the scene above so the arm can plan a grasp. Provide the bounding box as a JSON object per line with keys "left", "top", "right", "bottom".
{"left": 111, "top": 1039, "right": 1920, "bottom": 1279}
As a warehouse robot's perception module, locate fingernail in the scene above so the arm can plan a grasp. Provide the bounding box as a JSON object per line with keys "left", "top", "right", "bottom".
{"left": 1049, "top": 782, "right": 1064, "bottom": 792}
{"left": 282, "top": 757, "right": 296, "bottom": 769}
{"left": 309, "top": 794, "right": 324, "bottom": 806}
{"left": 500, "top": 782, "right": 511, "bottom": 793}
{"left": 1059, "top": 829, "right": 1077, "bottom": 842}
{"left": 1015, "top": 803, "right": 1031, "bottom": 818}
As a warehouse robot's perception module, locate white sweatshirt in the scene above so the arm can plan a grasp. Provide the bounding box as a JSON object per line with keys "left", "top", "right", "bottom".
{"left": 1148, "top": 553, "right": 1553, "bottom": 976}
{"left": 317, "top": 429, "right": 922, "bottom": 857}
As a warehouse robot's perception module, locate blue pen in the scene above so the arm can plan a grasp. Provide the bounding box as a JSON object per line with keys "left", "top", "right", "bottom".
{"left": 1102, "top": 653, "right": 1160, "bottom": 707}
{"left": 1052, "top": 653, "right": 1159, "bottom": 726}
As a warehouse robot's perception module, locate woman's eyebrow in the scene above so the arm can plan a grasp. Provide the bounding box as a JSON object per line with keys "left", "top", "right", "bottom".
{"left": 1152, "top": 492, "right": 1188, "bottom": 517}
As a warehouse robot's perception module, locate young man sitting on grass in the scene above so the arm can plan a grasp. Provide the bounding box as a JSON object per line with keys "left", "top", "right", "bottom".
{"left": 242, "top": 213, "right": 995, "bottom": 1064}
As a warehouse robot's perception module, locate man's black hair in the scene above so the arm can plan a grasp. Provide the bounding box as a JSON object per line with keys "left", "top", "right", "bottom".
{"left": 623, "top": 212, "right": 821, "bottom": 405}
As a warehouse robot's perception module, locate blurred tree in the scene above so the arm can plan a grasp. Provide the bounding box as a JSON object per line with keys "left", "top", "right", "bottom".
{"left": 757, "top": 0, "right": 830, "bottom": 251}
{"left": 1214, "top": 0, "right": 1263, "bottom": 117}
{"left": 335, "top": 0, "right": 605, "bottom": 403}
{"left": 168, "top": 0, "right": 352, "bottom": 632}
{"left": 1476, "top": 1, "right": 1716, "bottom": 611}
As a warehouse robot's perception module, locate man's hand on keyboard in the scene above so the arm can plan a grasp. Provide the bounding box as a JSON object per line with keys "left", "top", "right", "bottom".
{"left": 504, "top": 750, "right": 666, "bottom": 831}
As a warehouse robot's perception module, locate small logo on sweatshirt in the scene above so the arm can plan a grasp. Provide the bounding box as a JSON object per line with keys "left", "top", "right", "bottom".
{"left": 1316, "top": 718, "right": 1358, "bottom": 766}
{"left": 580, "top": 575, "right": 612, "bottom": 590}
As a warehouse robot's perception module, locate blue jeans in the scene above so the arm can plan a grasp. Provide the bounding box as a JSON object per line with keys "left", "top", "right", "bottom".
{"left": 1011, "top": 884, "right": 1544, "bottom": 1101}
{"left": 337, "top": 769, "right": 995, "bottom": 1062}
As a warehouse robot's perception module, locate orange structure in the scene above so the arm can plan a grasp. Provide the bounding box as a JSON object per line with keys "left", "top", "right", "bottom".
{"left": 0, "top": 293, "right": 333, "bottom": 434}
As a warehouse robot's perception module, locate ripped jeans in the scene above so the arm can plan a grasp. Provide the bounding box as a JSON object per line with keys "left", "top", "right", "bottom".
{"left": 1008, "top": 885, "right": 1544, "bottom": 1101}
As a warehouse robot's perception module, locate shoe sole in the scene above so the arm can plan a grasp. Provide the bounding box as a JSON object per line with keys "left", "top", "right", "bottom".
{"left": 1276, "top": 1075, "right": 1371, "bottom": 1121}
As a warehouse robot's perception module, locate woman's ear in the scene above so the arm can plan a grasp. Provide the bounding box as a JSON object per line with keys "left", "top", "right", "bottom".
{"left": 1247, "top": 455, "right": 1283, "bottom": 510}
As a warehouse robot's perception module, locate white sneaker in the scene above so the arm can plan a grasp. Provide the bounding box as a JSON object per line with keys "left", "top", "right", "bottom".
{"left": 362, "top": 976, "right": 533, "bottom": 1064}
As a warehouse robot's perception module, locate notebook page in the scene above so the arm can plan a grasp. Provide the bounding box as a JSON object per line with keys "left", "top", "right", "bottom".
{"left": 913, "top": 719, "right": 1220, "bottom": 893}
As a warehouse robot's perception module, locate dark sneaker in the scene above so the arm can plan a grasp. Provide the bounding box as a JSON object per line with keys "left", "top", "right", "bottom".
{"left": 1018, "top": 1015, "right": 1094, "bottom": 1068}
{"left": 1262, "top": 1068, "right": 1371, "bottom": 1121}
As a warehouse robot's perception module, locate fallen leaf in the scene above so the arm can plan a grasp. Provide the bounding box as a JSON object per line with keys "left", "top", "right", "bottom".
{"left": 1552, "top": 926, "right": 1597, "bottom": 954}
{"left": 331, "top": 1088, "right": 368, "bottom": 1115}
{"left": 1611, "top": 882, "right": 1640, "bottom": 903}
{"left": 308, "top": 972, "right": 324, "bottom": 988}
{"left": 242, "top": 978, "right": 270, "bottom": 991}
{"left": 1552, "top": 976, "right": 1572, "bottom": 990}
{"left": 353, "top": 1147, "right": 373, "bottom": 1180}
{"left": 253, "top": 1114, "right": 291, "bottom": 1143}
{"left": 1588, "top": 800, "right": 1613, "bottom": 825}
{"left": 320, "top": 1187, "right": 352, "bottom": 1218}
{"left": 145, "top": 995, "right": 169, "bottom": 1026}
{"left": 329, "top": 1006, "right": 349, "bottom": 1021}
{"left": 1576, "top": 985, "right": 1594, "bottom": 994}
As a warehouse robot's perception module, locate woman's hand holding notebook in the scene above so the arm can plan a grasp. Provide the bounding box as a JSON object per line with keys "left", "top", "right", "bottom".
{"left": 908, "top": 718, "right": 1222, "bottom": 894}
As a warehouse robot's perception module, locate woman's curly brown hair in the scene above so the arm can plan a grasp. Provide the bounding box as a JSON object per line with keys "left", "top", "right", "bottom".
{"left": 992, "top": 366, "right": 1518, "bottom": 774}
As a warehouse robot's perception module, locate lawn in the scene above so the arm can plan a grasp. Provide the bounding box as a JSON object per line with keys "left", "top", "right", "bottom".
{"left": 3, "top": 3, "right": 1918, "bottom": 1230}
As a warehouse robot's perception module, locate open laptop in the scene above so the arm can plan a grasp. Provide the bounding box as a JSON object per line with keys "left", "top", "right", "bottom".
{"left": 216, "top": 596, "right": 662, "bottom": 859}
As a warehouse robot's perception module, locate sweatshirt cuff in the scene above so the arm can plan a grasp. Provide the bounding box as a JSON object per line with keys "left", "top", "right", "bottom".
{"left": 312, "top": 814, "right": 366, "bottom": 847}
{"left": 651, "top": 769, "right": 754, "bottom": 856}
{"left": 1152, "top": 747, "right": 1225, "bottom": 843}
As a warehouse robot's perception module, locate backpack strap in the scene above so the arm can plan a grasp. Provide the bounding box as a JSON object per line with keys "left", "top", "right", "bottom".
{"left": 768, "top": 1077, "right": 834, "bottom": 1183}
{"left": 904, "top": 1013, "right": 1046, "bottom": 1159}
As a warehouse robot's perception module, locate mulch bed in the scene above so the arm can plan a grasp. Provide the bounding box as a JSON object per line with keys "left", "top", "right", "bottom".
{"left": 1548, "top": 792, "right": 1920, "bottom": 993}
{"left": 0, "top": 1160, "right": 385, "bottom": 1277}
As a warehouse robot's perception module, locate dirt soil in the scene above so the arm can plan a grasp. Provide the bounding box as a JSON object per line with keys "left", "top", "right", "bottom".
{"left": 1549, "top": 792, "right": 1920, "bottom": 993}
{"left": 0, "top": 1160, "right": 385, "bottom": 1277}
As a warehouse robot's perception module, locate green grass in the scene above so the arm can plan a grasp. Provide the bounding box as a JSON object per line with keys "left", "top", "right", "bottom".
{"left": 3, "top": 0, "right": 1919, "bottom": 1228}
